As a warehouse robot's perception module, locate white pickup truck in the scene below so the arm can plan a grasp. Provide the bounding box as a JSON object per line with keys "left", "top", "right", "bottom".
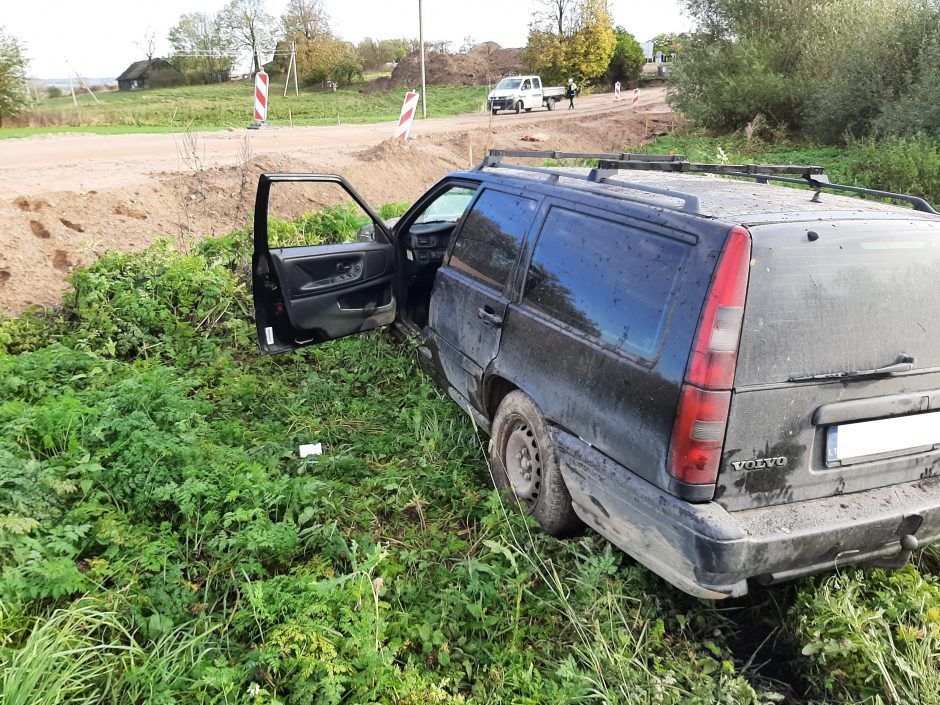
{"left": 487, "top": 75, "right": 566, "bottom": 115}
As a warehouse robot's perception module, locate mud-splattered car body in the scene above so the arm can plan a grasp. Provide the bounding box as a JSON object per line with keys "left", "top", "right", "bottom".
{"left": 251, "top": 159, "right": 940, "bottom": 598}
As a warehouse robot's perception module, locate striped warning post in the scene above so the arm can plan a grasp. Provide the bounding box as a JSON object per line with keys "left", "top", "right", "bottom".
{"left": 254, "top": 71, "right": 269, "bottom": 123}
{"left": 631, "top": 88, "right": 640, "bottom": 112}
{"left": 395, "top": 91, "right": 420, "bottom": 140}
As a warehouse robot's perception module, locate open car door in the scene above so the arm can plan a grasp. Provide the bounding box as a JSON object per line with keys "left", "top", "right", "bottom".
{"left": 252, "top": 173, "right": 397, "bottom": 354}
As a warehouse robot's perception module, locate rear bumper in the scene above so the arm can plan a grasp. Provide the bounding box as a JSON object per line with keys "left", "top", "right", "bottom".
{"left": 555, "top": 429, "right": 940, "bottom": 599}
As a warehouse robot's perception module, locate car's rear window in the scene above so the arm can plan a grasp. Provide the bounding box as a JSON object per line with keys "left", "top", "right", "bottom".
{"left": 736, "top": 220, "right": 940, "bottom": 386}
{"left": 522, "top": 207, "right": 690, "bottom": 362}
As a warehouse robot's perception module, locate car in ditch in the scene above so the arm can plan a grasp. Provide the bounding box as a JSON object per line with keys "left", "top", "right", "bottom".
{"left": 250, "top": 151, "right": 940, "bottom": 598}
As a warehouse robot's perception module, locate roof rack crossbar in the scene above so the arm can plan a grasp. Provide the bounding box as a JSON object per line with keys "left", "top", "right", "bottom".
{"left": 592, "top": 156, "right": 935, "bottom": 213}
{"left": 476, "top": 150, "right": 688, "bottom": 169}
{"left": 479, "top": 160, "right": 702, "bottom": 213}
{"left": 720, "top": 172, "right": 939, "bottom": 214}
{"left": 475, "top": 149, "right": 938, "bottom": 215}
{"left": 596, "top": 158, "right": 826, "bottom": 177}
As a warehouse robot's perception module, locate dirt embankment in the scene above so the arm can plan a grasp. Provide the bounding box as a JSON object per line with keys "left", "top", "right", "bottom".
{"left": 0, "top": 89, "right": 675, "bottom": 316}
{"left": 365, "top": 42, "right": 523, "bottom": 93}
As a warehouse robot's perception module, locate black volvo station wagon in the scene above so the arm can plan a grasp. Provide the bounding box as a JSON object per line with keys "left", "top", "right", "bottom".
{"left": 251, "top": 151, "right": 940, "bottom": 598}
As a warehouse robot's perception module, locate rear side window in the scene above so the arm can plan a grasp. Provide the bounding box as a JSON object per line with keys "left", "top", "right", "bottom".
{"left": 449, "top": 190, "right": 537, "bottom": 289}
{"left": 523, "top": 207, "right": 690, "bottom": 361}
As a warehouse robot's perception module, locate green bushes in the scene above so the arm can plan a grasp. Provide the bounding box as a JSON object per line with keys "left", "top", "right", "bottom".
{"left": 63, "top": 243, "right": 251, "bottom": 362}
{"left": 667, "top": 38, "right": 803, "bottom": 131}
{"left": 872, "top": 40, "right": 940, "bottom": 138}
{"left": 849, "top": 136, "right": 940, "bottom": 205}
{"left": 793, "top": 566, "right": 940, "bottom": 704}
{"left": 669, "top": 0, "right": 940, "bottom": 142}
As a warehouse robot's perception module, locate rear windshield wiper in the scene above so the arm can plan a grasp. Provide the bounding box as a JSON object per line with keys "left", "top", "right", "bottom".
{"left": 788, "top": 355, "right": 915, "bottom": 383}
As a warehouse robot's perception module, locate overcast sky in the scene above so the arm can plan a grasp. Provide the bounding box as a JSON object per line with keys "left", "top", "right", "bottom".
{"left": 4, "top": 0, "right": 690, "bottom": 79}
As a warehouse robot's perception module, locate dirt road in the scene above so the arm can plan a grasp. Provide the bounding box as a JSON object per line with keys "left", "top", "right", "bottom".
{"left": 0, "top": 88, "right": 673, "bottom": 314}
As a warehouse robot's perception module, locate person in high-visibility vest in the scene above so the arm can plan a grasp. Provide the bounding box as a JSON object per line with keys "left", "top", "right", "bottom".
{"left": 566, "top": 78, "right": 578, "bottom": 109}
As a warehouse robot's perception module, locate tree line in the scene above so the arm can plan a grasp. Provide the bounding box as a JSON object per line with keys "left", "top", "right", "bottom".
{"left": 168, "top": 0, "right": 651, "bottom": 90}
{"left": 166, "top": 0, "right": 468, "bottom": 88}
{"left": 166, "top": 0, "right": 348, "bottom": 86}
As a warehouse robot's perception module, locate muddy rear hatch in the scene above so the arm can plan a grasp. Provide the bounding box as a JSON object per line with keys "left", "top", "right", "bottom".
{"left": 717, "top": 217, "right": 940, "bottom": 511}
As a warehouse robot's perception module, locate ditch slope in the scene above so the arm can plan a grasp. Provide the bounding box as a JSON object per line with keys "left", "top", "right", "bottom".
{"left": 0, "top": 88, "right": 672, "bottom": 315}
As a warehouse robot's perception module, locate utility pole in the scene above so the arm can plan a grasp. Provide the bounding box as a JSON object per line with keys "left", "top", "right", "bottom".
{"left": 282, "top": 42, "right": 299, "bottom": 97}
{"left": 292, "top": 42, "right": 299, "bottom": 96}
{"left": 283, "top": 45, "right": 291, "bottom": 97}
{"left": 66, "top": 67, "right": 78, "bottom": 108}
{"left": 418, "top": 0, "right": 427, "bottom": 118}
{"left": 66, "top": 59, "right": 100, "bottom": 104}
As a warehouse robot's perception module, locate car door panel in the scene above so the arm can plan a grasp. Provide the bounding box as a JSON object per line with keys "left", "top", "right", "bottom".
{"left": 268, "top": 241, "right": 396, "bottom": 340}
{"left": 252, "top": 173, "right": 396, "bottom": 354}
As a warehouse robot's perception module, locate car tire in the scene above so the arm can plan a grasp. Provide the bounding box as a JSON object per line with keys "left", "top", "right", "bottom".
{"left": 491, "top": 108, "right": 498, "bottom": 116}
{"left": 490, "top": 390, "right": 583, "bottom": 538}
{"left": 546, "top": 98, "right": 555, "bottom": 111}
{"left": 514, "top": 101, "right": 522, "bottom": 114}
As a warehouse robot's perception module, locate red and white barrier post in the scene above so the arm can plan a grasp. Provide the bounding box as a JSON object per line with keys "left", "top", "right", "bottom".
{"left": 631, "top": 88, "right": 640, "bottom": 112}
{"left": 395, "top": 91, "right": 420, "bottom": 140}
{"left": 254, "top": 71, "right": 269, "bottom": 124}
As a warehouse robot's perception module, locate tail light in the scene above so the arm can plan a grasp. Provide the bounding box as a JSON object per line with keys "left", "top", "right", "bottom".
{"left": 669, "top": 226, "right": 751, "bottom": 488}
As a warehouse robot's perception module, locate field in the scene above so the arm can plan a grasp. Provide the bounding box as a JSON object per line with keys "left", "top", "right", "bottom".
{"left": 2, "top": 81, "right": 489, "bottom": 138}
{"left": 2, "top": 181, "right": 940, "bottom": 704}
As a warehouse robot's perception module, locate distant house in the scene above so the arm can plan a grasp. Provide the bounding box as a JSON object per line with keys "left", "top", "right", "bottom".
{"left": 116, "top": 59, "right": 185, "bottom": 91}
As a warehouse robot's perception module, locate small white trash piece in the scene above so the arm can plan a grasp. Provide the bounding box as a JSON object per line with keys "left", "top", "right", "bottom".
{"left": 299, "top": 443, "right": 323, "bottom": 458}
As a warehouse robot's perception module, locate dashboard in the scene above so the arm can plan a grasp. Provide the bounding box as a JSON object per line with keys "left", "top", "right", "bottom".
{"left": 403, "top": 221, "right": 457, "bottom": 276}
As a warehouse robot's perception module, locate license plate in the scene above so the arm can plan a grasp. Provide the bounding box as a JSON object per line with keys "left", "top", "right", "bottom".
{"left": 827, "top": 410, "right": 940, "bottom": 465}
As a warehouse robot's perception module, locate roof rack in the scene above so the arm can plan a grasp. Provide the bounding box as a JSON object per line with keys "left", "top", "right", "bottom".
{"left": 477, "top": 151, "right": 704, "bottom": 214}
{"left": 481, "top": 150, "right": 691, "bottom": 165}
{"left": 477, "top": 150, "right": 939, "bottom": 215}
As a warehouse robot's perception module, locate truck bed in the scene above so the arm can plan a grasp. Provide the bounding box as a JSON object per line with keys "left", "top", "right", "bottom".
{"left": 543, "top": 86, "right": 565, "bottom": 98}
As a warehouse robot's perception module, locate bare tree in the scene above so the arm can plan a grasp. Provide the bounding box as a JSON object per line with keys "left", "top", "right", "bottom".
{"left": 532, "top": 0, "right": 578, "bottom": 35}
{"left": 136, "top": 28, "right": 157, "bottom": 61}
{"left": 221, "top": 0, "right": 277, "bottom": 73}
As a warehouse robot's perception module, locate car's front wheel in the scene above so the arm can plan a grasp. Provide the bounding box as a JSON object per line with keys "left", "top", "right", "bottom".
{"left": 490, "top": 391, "right": 583, "bottom": 537}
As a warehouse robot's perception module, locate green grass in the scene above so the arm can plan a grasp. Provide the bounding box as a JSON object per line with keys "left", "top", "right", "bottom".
{"left": 0, "top": 125, "right": 212, "bottom": 139}
{"left": 1, "top": 81, "right": 488, "bottom": 139}
{"left": 2, "top": 204, "right": 939, "bottom": 704}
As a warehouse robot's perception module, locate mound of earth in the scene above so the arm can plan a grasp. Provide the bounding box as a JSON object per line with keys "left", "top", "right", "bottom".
{"left": 0, "top": 89, "right": 674, "bottom": 315}
{"left": 365, "top": 42, "right": 522, "bottom": 92}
